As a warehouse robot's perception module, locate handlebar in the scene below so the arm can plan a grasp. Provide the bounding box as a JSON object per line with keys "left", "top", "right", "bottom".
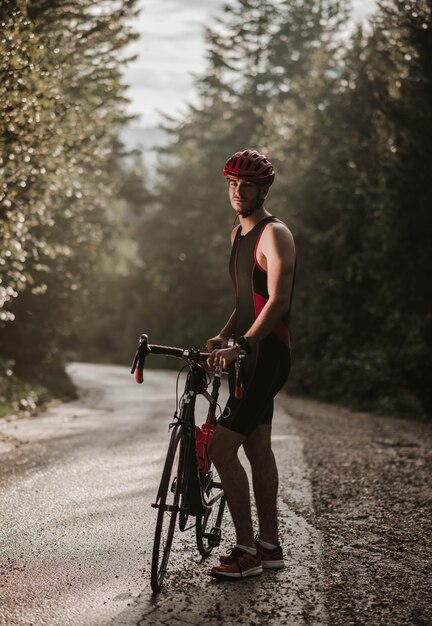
{"left": 130, "top": 334, "right": 246, "bottom": 397}
{"left": 131, "top": 334, "right": 214, "bottom": 384}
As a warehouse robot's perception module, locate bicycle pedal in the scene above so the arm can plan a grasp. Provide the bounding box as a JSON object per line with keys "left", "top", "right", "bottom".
{"left": 205, "top": 526, "right": 222, "bottom": 547}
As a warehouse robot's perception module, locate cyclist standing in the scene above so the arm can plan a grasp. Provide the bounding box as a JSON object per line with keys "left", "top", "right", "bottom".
{"left": 206, "top": 149, "right": 296, "bottom": 579}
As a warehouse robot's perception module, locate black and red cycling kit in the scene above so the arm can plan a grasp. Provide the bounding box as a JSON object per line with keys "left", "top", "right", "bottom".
{"left": 220, "top": 215, "right": 296, "bottom": 436}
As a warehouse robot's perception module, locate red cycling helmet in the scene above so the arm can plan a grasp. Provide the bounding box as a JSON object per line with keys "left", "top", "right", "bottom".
{"left": 223, "top": 149, "right": 275, "bottom": 186}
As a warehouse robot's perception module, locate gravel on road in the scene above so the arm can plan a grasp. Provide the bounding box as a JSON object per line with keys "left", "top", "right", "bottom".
{"left": 280, "top": 395, "right": 432, "bottom": 626}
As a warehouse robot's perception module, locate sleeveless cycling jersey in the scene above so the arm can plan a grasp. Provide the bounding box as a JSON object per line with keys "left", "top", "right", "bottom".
{"left": 221, "top": 215, "right": 295, "bottom": 436}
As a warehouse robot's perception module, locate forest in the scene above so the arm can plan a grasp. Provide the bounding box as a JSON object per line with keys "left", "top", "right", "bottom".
{"left": 1, "top": 0, "right": 431, "bottom": 419}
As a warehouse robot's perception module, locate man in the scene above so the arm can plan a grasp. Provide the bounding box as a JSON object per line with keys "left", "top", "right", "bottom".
{"left": 206, "top": 148, "right": 296, "bottom": 579}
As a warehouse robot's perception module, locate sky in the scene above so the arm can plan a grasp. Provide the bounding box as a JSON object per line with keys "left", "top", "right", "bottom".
{"left": 123, "top": 0, "right": 377, "bottom": 130}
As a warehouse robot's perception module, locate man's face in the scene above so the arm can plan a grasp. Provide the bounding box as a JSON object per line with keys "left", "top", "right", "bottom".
{"left": 227, "top": 177, "right": 266, "bottom": 215}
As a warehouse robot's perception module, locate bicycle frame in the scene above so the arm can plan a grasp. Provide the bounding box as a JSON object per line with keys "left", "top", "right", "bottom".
{"left": 158, "top": 362, "right": 208, "bottom": 519}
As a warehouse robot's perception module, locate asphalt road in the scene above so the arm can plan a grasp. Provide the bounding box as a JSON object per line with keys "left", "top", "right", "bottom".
{"left": 0, "top": 363, "right": 327, "bottom": 626}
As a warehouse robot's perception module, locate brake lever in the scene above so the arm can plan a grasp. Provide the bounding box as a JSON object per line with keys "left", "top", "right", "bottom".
{"left": 234, "top": 352, "right": 246, "bottom": 399}
{"left": 131, "top": 334, "right": 149, "bottom": 384}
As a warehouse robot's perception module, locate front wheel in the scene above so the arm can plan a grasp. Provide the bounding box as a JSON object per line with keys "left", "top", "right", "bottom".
{"left": 151, "top": 425, "right": 184, "bottom": 593}
{"left": 195, "top": 468, "right": 225, "bottom": 557}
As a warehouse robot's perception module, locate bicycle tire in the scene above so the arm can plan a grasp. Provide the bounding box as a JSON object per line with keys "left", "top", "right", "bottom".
{"left": 195, "top": 468, "right": 225, "bottom": 557}
{"left": 151, "top": 424, "right": 184, "bottom": 593}
{"left": 178, "top": 438, "right": 190, "bottom": 532}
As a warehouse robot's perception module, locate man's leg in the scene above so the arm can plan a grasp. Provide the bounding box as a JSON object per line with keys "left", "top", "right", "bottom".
{"left": 208, "top": 424, "right": 255, "bottom": 548}
{"left": 243, "top": 424, "right": 279, "bottom": 544}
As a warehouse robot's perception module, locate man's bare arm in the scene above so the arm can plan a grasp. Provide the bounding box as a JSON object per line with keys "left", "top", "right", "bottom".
{"left": 206, "top": 309, "right": 236, "bottom": 351}
{"left": 207, "top": 223, "right": 295, "bottom": 369}
{"left": 219, "top": 309, "right": 237, "bottom": 339}
{"left": 244, "top": 223, "right": 295, "bottom": 350}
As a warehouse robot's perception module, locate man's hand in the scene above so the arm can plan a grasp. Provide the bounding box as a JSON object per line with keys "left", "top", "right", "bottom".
{"left": 206, "top": 345, "right": 241, "bottom": 370}
{"left": 205, "top": 335, "right": 228, "bottom": 352}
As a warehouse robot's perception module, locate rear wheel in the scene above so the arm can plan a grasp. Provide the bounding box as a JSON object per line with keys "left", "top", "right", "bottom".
{"left": 151, "top": 425, "right": 185, "bottom": 593}
{"left": 195, "top": 467, "right": 225, "bottom": 557}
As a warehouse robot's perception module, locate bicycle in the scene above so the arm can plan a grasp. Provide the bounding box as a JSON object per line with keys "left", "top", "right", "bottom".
{"left": 131, "top": 334, "right": 245, "bottom": 593}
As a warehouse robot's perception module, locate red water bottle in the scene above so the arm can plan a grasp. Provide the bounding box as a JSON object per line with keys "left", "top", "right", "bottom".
{"left": 195, "top": 426, "right": 205, "bottom": 473}
{"left": 195, "top": 423, "right": 214, "bottom": 474}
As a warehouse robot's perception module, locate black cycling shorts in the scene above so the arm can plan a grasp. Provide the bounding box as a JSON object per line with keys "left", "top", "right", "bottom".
{"left": 218, "top": 334, "right": 291, "bottom": 437}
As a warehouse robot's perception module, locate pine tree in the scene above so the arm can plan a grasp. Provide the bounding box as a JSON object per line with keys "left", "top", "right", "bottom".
{"left": 284, "top": 0, "right": 432, "bottom": 417}
{"left": 368, "top": 0, "right": 432, "bottom": 415}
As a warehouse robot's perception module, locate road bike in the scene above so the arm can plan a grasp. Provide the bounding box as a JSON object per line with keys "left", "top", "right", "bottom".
{"left": 131, "top": 334, "right": 244, "bottom": 593}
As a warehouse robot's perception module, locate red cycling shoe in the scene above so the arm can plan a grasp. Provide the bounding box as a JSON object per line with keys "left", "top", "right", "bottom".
{"left": 211, "top": 546, "right": 262, "bottom": 579}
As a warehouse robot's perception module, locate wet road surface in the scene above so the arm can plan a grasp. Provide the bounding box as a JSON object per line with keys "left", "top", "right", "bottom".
{"left": 0, "top": 363, "right": 326, "bottom": 625}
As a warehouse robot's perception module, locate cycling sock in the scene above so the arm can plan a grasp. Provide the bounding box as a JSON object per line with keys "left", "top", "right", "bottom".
{"left": 259, "top": 539, "right": 279, "bottom": 550}
{"left": 236, "top": 544, "right": 257, "bottom": 556}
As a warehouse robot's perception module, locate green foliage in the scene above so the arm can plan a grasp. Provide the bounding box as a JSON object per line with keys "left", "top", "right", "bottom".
{"left": 0, "top": 363, "right": 76, "bottom": 418}
{"left": 286, "top": 0, "right": 432, "bottom": 419}
{"left": 0, "top": 0, "right": 140, "bottom": 406}
{"left": 69, "top": 146, "right": 153, "bottom": 364}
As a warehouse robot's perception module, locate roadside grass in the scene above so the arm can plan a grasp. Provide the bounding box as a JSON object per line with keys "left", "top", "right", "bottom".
{"left": 0, "top": 367, "right": 77, "bottom": 418}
